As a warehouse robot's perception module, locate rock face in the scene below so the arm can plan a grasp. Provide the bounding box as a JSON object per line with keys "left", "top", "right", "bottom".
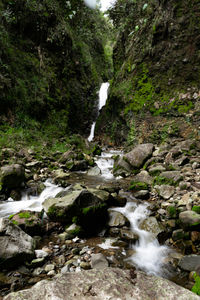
{"left": 0, "top": 218, "right": 35, "bottom": 268}
{"left": 43, "top": 189, "right": 108, "bottom": 234}
{"left": 4, "top": 267, "right": 200, "bottom": 300}
{"left": 0, "top": 164, "right": 25, "bottom": 190}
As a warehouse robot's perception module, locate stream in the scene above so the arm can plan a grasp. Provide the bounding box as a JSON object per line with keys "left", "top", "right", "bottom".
{"left": 0, "top": 82, "right": 174, "bottom": 279}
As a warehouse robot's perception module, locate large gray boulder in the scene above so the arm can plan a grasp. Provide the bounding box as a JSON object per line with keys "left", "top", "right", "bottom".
{"left": 43, "top": 189, "right": 108, "bottom": 234}
{"left": 0, "top": 218, "right": 35, "bottom": 268}
{"left": 4, "top": 267, "right": 200, "bottom": 300}
{"left": 179, "top": 211, "right": 200, "bottom": 229}
{"left": 0, "top": 164, "right": 25, "bottom": 190}
{"left": 113, "top": 144, "right": 154, "bottom": 176}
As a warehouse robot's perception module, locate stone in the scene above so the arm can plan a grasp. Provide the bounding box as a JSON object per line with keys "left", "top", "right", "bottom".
{"left": 0, "top": 164, "right": 25, "bottom": 190}
{"left": 87, "top": 166, "right": 101, "bottom": 176}
{"left": 80, "top": 262, "right": 91, "bottom": 270}
{"left": 108, "top": 210, "right": 129, "bottom": 227}
{"left": 178, "top": 255, "right": 200, "bottom": 271}
{"left": 35, "top": 250, "right": 49, "bottom": 259}
{"left": 44, "top": 264, "right": 55, "bottom": 272}
{"left": 172, "top": 229, "right": 185, "bottom": 241}
{"left": 160, "top": 171, "right": 182, "bottom": 183}
{"left": 4, "top": 268, "right": 200, "bottom": 300}
{"left": 120, "top": 229, "right": 138, "bottom": 241}
{"left": 91, "top": 253, "right": 108, "bottom": 269}
{"left": 141, "top": 217, "right": 164, "bottom": 238}
{"left": 156, "top": 185, "right": 175, "bottom": 199}
{"left": 149, "top": 164, "right": 166, "bottom": 174}
{"left": 9, "top": 210, "right": 43, "bottom": 236}
{"left": 52, "top": 169, "right": 70, "bottom": 186}
{"left": 133, "top": 170, "right": 153, "bottom": 185}
{"left": 179, "top": 210, "right": 200, "bottom": 228}
{"left": 125, "top": 143, "right": 154, "bottom": 169}
{"left": 43, "top": 189, "right": 108, "bottom": 234}
{"left": 133, "top": 190, "right": 149, "bottom": 200}
{"left": 0, "top": 218, "right": 35, "bottom": 268}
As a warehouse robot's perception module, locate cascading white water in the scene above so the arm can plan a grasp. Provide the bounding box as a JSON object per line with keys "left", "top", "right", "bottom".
{"left": 88, "top": 82, "right": 110, "bottom": 142}
{"left": 113, "top": 202, "right": 170, "bottom": 276}
{"left": 95, "top": 150, "right": 121, "bottom": 179}
{"left": 0, "top": 180, "right": 67, "bottom": 218}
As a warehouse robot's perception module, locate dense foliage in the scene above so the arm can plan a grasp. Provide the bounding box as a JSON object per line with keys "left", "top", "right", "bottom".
{"left": 0, "top": 0, "right": 112, "bottom": 134}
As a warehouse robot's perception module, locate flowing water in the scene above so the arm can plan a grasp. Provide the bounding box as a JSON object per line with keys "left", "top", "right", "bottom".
{"left": 88, "top": 82, "right": 110, "bottom": 142}
{"left": 95, "top": 149, "right": 121, "bottom": 179}
{"left": 113, "top": 202, "right": 170, "bottom": 276}
{"left": 0, "top": 180, "right": 67, "bottom": 218}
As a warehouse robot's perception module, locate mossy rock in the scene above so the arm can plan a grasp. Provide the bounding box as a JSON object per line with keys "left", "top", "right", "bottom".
{"left": 9, "top": 210, "right": 44, "bottom": 236}
{"left": 130, "top": 181, "right": 149, "bottom": 191}
{"left": 192, "top": 206, "right": 200, "bottom": 214}
{"left": 43, "top": 189, "right": 109, "bottom": 236}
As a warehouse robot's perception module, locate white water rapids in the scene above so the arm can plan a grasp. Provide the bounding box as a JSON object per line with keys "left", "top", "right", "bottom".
{"left": 88, "top": 82, "right": 110, "bottom": 142}
{"left": 0, "top": 180, "right": 67, "bottom": 218}
{"left": 113, "top": 202, "right": 170, "bottom": 276}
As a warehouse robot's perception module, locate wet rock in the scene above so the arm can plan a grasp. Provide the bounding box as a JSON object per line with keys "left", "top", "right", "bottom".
{"left": 0, "top": 218, "right": 35, "bottom": 268}
{"left": 4, "top": 268, "right": 200, "bottom": 300}
{"left": 113, "top": 156, "right": 132, "bottom": 177}
{"left": 179, "top": 210, "right": 200, "bottom": 229}
{"left": 178, "top": 255, "right": 200, "bottom": 271}
{"left": 70, "top": 160, "right": 88, "bottom": 171}
{"left": 35, "top": 250, "right": 49, "bottom": 259}
{"left": 52, "top": 169, "right": 70, "bottom": 187}
{"left": 0, "top": 164, "right": 25, "bottom": 190}
{"left": 120, "top": 229, "right": 138, "bottom": 242}
{"left": 141, "top": 217, "right": 164, "bottom": 238}
{"left": 108, "top": 210, "right": 129, "bottom": 227}
{"left": 87, "top": 166, "right": 101, "bottom": 176}
{"left": 91, "top": 253, "right": 108, "bottom": 269}
{"left": 155, "top": 185, "right": 175, "bottom": 199}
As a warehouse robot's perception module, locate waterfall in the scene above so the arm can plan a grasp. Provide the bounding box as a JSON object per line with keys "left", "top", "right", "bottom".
{"left": 88, "top": 82, "right": 110, "bottom": 142}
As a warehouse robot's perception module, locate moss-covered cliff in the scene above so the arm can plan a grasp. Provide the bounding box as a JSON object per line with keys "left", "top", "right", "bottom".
{"left": 96, "top": 0, "right": 200, "bottom": 145}
{"left": 0, "top": 0, "right": 111, "bottom": 135}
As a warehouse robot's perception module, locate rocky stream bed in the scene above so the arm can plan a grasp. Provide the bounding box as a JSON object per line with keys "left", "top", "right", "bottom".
{"left": 0, "top": 138, "right": 200, "bottom": 299}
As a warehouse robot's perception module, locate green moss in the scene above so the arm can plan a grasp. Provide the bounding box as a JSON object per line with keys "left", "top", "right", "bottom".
{"left": 153, "top": 176, "right": 176, "bottom": 186}
{"left": 192, "top": 206, "right": 200, "bottom": 214}
{"left": 192, "top": 273, "right": 200, "bottom": 295}
{"left": 130, "top": 181, "right": 149, "bottom": 191}
{"left": 167, "top": 206, "right": 177, "bottom": 218}
{"left": 18, "top": 212, "right": 31, "bottom": 219}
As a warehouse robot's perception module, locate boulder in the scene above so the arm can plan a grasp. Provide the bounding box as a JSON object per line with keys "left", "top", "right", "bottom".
{"left": 9, "top": 210, "right": 44, "bottom": 236}
{"left": 178, "top": 255, "right": 200, "bottom": 271}
{"left": 108, "top": 210, "right": 129, "bottom": 227}
{"left": 91, "top": 253, "right": 108, "bottom": 269}
{"left": 0, "top": 164, "right": 25, "bottom": 190}
{"left": 124, "top": 143, "right": 154, "bottom": 169}
{"left": 4, "top": 268, "right": 200, "bottom": 300}
{"left": 0, "top": 218, "right": 35, "bottom": 268}
{"left": 179, "top": 211, "right": 200, "bottom": 229}
{"left": 133, "top": 170, "right": 153, "bottom": 185}
{"left": 87, "top": 166, "right": 101, "bottom": 176}
{"left": 155, "top": 185, "right": 175, "bottom": 200}
{"left": 43, "top": 189, "right": 108, "bottom": 234}
{"left": 141, "top": 217, "right": 164, "bottom": 238}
